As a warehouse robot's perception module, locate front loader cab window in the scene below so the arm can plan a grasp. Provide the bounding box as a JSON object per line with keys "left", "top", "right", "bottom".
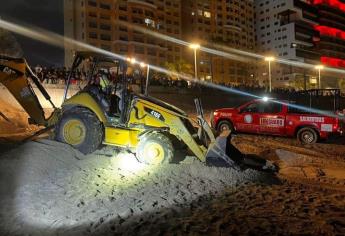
{"left": 63, "top": 51, "right": 145, "bottom": 125}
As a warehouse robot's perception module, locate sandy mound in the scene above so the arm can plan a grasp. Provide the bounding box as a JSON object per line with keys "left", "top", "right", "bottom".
{"left": 0, "top": 139, "right": 277, "bottom": 235}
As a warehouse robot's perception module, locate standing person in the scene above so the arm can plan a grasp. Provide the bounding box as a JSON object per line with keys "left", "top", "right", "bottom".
{"left": 99, "top": 72, "right": 110, "bottom": 92}
{"left": 35, "top": 65, "right": 44, "bottom": 82}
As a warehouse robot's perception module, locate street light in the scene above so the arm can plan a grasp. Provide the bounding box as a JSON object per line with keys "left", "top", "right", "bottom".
{"left": 264, "top": 56, "right": 275, "bottom": 92}
{"left": 189, "top": 43, "right": 200, "bottom": 79}
{"left": 126, "top": 57, "right": 137, "bottom": 64}
{"left": 140, "top": 62, "right": 150, "bottom": 96}
{"left": 315, "top": 65, "right": 324, "bottom": 89}
{"left": 130, "top": 58, "right": 137, "bottom": 64}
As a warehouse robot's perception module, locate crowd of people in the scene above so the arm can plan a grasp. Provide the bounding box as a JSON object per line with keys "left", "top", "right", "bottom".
{"left": 33, "top": 65, "right": 345, "bottom": 98}
{"left": 33, "top": 65, "right": 189, "bottom": 88}
{"left": 34, "top": 66, "right": 86, "bottom": 85}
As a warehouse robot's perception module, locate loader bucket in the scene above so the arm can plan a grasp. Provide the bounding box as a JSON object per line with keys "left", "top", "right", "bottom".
{"left": 205, "top": 131, "right": 243, "bottom": 169}
{"left": 205, "top": 131, "right": 277, "bottom": 172}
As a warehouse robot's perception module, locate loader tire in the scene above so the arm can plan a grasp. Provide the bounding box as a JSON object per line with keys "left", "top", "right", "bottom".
{"left": 55, "top": 107, "right": 103, "bottom": 154}
{"left": 137, "top": 132, "right": 174, "bottom": 165}
{"left": 217, "top": 120, "right": 234, "bottom": 133}
{"left": 297, "top": 127, "right": 318, "bottom": 144}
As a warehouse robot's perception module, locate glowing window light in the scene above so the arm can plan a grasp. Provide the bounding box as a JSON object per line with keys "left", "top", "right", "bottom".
{"left": 313, "top": 0, "right": 345, "bottom": 13}
{"left": 314, "top": 25, "right": 345, "bottom": 41}
{"left": 320, "top": 56, "right": 345, "bottom": 68}
{"left": 204, "top": 11, "right": 211, "bottom": 18}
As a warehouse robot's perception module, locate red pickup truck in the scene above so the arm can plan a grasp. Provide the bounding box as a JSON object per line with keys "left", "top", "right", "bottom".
{"left": 211, "top": 98, "right": 344, "bottom": 144}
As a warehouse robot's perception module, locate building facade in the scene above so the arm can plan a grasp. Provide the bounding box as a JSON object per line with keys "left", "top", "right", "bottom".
{"left": 64, "top": 0, "right": 256, "bottom": 85}
{"left": 182, "top": 0, "right": 256, "bottom": 84}
{"left": 64, "top": 0, "right": 182, "bottom": 67}
{"left": 313, "top": 0, "right": 345, "bottom": 69}
{"left": 255, "top": 0, "right": 345, "bottom": 89}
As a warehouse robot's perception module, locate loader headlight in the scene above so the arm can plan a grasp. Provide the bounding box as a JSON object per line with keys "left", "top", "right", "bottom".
{"left": 111, "top": 152, "right": 146, "bottom": 173}
{"left": 107, "top": 151, "right": 160, "bottom": 186}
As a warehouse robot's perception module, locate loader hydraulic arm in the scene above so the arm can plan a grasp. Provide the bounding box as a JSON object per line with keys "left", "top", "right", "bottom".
{"left": 0, "top": 55, "right": 59, "bottom": 127}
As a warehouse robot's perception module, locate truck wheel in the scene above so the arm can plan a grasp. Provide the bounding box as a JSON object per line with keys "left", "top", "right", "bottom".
{"left": 217, "top": 120, "right": 234, "bottom": 133}
{"left": 55, "top": 108, "right": 103, "bottom": 154}
{"left": 136, "top": 133, "right": 174, "bottom": 165}
{"left": 297, "top": 128, "right": 318, "bottom": 144}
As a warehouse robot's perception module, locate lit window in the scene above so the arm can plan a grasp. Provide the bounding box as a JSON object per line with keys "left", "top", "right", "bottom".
{"left": 204, "top": 11, "right": 211, "bottom": 18}
{"left": 144, "top": 18, "right": 155, "bottom": 28}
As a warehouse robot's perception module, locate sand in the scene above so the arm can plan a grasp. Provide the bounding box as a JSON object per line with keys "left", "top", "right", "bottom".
{"left": 0, "top": 96, "right": 344, "bottom": 235}
{"left": 0, "top": 139, "right": 277, "bottom": 236}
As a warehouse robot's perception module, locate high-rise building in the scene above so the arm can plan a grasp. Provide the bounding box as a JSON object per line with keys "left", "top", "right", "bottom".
{"left": 64, "top": 0, "right": 182, "bottom": 67}
{"left": 64, "top": 0, "right": 256, "bottom": 85}
{"left": 255, "top": 0, "right": 345, "bottom": 88}
{"left": 182, "top": 0, "right": 256, "bottom": 84}
{"left": 312, "top": 0, "right": 345, "bottom": 69}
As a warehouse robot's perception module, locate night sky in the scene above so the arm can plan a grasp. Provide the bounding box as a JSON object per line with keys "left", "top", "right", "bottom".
{"left": 0, "top": 0, "right": 64, "bottom": 66}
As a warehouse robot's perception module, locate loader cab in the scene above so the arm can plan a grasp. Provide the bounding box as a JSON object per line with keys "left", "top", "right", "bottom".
{"left": 63, "top": 51, "right": 145, "bottom": 125}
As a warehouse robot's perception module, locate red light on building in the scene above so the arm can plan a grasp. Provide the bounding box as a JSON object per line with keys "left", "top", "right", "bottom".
{"left": 313, "top": 0, "right": 345, "bottom": 12}
{"left": 321, "top": 56, "right": 345, "bottom": 68}
{"left": 314, "top": 25, "right": 345, "bottom": 41}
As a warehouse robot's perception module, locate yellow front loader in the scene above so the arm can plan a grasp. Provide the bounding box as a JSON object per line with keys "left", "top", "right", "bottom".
{"left": 0, "top": 53, "right": 275, "bottom": 171}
